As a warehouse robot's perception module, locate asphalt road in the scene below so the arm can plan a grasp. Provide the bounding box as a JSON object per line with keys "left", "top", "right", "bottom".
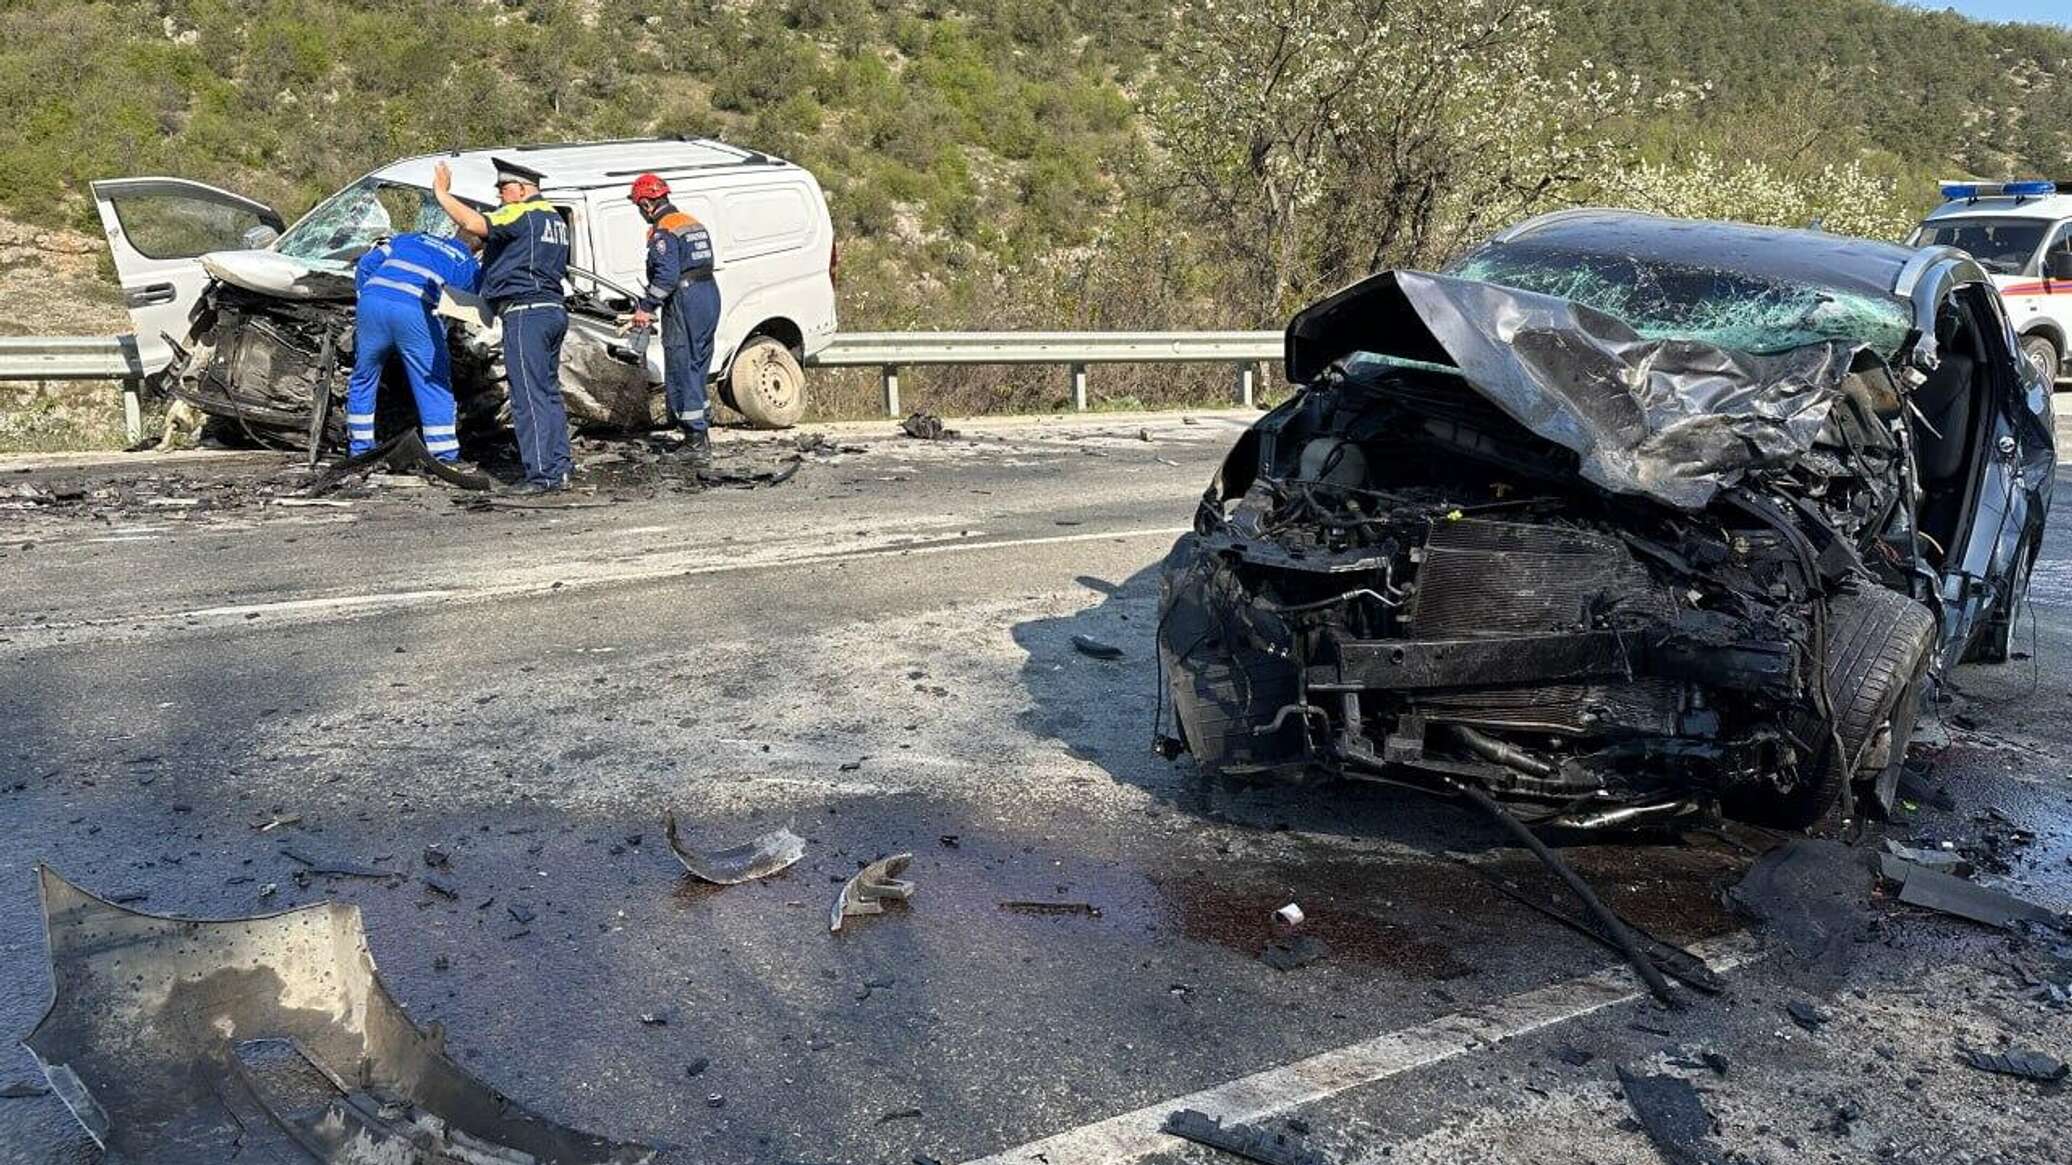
{"left": 2, "top": 410, "right": 2071, "bottom": 1164}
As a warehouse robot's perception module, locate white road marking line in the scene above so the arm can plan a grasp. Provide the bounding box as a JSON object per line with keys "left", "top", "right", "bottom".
{"left": 5, "top": 525, "right": 1188, "bottom": 637}
{"left": 959, "top": 932, "right": 1765, "bottom": 1165}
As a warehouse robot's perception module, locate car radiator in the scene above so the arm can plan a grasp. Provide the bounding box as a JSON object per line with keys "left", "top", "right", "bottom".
{"left": 1404, "top": 519, "right": 1681, "bottom": 736}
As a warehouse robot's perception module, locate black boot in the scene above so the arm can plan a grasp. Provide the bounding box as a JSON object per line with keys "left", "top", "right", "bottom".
{"left": 681, "top": 427, "right": 713, "bottom": 471}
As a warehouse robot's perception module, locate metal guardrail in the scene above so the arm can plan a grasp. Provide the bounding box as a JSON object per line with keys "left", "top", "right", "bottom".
{"left": 806, "top": 331, "right": 1283, "bottom": 414}
{"left": 0, "top": 329, "right": 1284, "bottom": 437}
{"left": 0, "top": 335, "right": 157, "bottom": 441}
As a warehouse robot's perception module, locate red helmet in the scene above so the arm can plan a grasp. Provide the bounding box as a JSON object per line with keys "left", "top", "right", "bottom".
{"left": 628, "top": 173, "right": 670, "bottom": 202}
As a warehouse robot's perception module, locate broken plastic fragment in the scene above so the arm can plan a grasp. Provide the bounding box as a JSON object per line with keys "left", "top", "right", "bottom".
{"left": 1616, "top": 1066, "right": 1728, "bottom": 1165}
{"left": 663, "top": 812, "right": 806, "bottom": 884}
{"left": 1070, "top": 634, "right": 1125, "bottom": 659}
{"left": 1959, "top": 1046, "right": 2068, "bottom": 1082}
{"left": 1161, "top": 1108, "right": 1326, "bottom": 1165}
{"left": 23, "top": 866, "right": 652, "bottom": 1163}
{"left": 830, "top": 853, "right": 915, "bottom": 932}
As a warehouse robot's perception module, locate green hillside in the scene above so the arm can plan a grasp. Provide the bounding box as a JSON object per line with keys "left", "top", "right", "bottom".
{"left": 2, "top": 0, "right": 2069, "bottom": 416}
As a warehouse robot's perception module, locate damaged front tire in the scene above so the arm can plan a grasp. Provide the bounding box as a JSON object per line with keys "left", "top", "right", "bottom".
{"left": 1729, "top": 584, "right": 1936, "bottom": 829}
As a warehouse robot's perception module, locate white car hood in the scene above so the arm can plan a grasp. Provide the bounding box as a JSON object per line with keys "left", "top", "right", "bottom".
{"left": 200, "top": 249, "right": 355, "bottom": 300}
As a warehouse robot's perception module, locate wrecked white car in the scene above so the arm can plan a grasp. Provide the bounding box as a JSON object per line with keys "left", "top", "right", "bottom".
{"left": 92, "top": 138, "right": 839, "bottom": 446}
{"left": 1159, "top": 211, "right": 2055, "bottom": 830}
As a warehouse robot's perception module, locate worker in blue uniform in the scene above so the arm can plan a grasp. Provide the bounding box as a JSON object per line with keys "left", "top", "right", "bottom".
{"left": 627, "top": 172, "right": 721, "bottom": 469}
{"left": 346, "top": 230, "right": 481, "bottom": 461}
{"left": 433, "top": 157, "right": 572, "bottom": 493}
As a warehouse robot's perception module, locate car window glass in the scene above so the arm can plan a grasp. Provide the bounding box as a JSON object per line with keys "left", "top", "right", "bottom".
{"left": 108, "top": 191, "right": 275, "bottom": 261}
{"left": 276, "top": 178, "right": 475, "bottom": 264}
{"left": 2040, "top": 223, "right": 2072, "bottom": 273}
{"left": 1912, "top": 217, "right": 2050, "bottom": 275}
{"left": 1453, "top": 246, "right": 1912, "bottom": 358}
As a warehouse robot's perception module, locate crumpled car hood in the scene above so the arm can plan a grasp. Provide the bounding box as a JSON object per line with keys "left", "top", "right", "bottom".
{"left": 201, "top": 249, "right": 355, "bottom": 300}
{"left": 1284, "top": 269, "right": 1865, "bottom": 510}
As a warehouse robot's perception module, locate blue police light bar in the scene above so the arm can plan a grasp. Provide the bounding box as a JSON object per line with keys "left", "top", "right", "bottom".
{"left": 1939, "top": 180, "right": 2057, "bottom": 200}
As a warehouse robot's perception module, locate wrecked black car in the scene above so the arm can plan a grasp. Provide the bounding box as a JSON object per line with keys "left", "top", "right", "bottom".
{"left": 1159, "top": 211, "right": 2055, "bottom": 828}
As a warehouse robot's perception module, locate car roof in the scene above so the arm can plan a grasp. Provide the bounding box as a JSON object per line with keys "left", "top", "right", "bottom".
{"left": 1477, "top": 208, "right": 1921, "bottom": 302}
{"left": 1920, "top": 193, "right": 2072, "bottom": 223}
{"left": 366, "top": 138, "right": 801, "bottom": 204}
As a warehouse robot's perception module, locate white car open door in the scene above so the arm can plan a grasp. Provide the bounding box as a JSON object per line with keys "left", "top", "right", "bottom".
{"left": 89, "top": 178, "right": 286, "bottom": 370}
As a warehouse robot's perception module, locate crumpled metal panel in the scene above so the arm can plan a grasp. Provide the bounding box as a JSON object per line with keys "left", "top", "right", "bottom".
{"left": 21, "top": 867, "right": 652, "bottom": 1164}
{"left": 1284, "top": 270, "right": 1865, "bottom": 510}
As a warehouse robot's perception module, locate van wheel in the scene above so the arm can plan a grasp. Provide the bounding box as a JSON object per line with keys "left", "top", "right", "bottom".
{"left": 727, "top": 337, "right": 805, "bottom": 429}
{"left": 1726, "top": 585, "right": 1936, "bottom": 829}
{"left": 2022, "top": 334, "right": 2061, "bottom": 386}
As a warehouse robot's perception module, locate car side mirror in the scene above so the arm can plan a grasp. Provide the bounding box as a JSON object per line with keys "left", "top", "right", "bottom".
{"left": 2047, "top": 250, "right": 2072, "bottom": 282}
{"left": 242, "top": 224, "right": 279, "bottom": 250}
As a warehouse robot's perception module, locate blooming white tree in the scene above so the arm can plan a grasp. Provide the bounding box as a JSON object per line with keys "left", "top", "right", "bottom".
{"left": 1151, "top": 0, "right": 1692, "bottom": 318}
{"left": 1597, "top": 151, "right": 1918, "bottom": 243}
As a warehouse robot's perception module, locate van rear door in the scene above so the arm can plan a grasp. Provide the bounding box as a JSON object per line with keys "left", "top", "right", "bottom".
{"left": 89, "top": 178, "right": 286, "bottom": 369}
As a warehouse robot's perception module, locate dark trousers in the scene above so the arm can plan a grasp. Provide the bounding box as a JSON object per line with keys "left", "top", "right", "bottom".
{"left": 663, "top": 279, "right": 722, "bottom": 432}
{"left": 499, "top": 302, "right": 571, "bottom": 486}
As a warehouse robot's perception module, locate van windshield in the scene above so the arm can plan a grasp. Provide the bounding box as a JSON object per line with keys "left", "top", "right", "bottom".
{"left": 1911, "top": 216, "right": 2048, "bottom": 275}
{"left": 276, "top": 178, "right": 477, "bottom": 263}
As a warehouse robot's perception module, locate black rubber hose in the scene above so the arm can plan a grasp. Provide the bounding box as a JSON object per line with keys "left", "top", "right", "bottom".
{"left": 1452, "top": 779, "right": 1680, "bottom": 1008}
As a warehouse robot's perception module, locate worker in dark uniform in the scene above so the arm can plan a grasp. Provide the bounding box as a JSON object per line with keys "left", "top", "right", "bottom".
{"left": 627, "top": 173, "right": 721, "bottom": 469}
{"left": 433, "top": 157, "right": 572, "bottom": 493}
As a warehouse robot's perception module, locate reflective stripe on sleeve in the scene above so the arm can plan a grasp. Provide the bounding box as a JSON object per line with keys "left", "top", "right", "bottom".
{"left": 365, "top": 276, "right": 426, "bottom": 298}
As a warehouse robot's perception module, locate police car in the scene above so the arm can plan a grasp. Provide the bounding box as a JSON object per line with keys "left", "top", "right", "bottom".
{"left": 1911, "top": 179, "right": 2072, "bottom": 386}
{"left": 89, "top": 138, "right": 838, "bottom": 441}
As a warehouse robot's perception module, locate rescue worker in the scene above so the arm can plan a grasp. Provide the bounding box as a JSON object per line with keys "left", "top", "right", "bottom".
{"left": 627, "top": 173, "right": 721, "bottom": 469}
{"left": 346, "top": 229, "right": 481, "bottom": 462}
{"left": 432, "top": 157, "right": 572, "bottom": 494}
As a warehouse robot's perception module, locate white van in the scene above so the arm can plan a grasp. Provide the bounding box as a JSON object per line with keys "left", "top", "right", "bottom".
{"left": 1910, "top": 180, "right": 2072, "bottom": 388}
{"left": 91, "top": 137, "right": 838, "bottom": 431}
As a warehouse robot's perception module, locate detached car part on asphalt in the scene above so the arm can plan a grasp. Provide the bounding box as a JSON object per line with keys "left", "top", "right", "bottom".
{"left": 22, "top": 867, "right": 652, "bottom": 1163}
{"left": 1159, "top": 211, "right": 2053, "bottom": 828}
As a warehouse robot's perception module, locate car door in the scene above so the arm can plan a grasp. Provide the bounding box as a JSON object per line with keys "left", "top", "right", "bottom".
{"left": 89, "top": 178, "right": 286, "bottom": 369}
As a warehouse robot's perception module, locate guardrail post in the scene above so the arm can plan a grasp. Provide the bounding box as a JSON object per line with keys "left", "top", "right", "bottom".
{"left": 1236, "top": 362, "right": 1255, "bottom": 409}
{"left": 882, "top": 365, "right": 901, "bottom": 417}
{"left": 1071, "top": 363, "right": 1088, "bottom": 412}
{"left": 121, "top": 376, "right": 144, "bottom": 445}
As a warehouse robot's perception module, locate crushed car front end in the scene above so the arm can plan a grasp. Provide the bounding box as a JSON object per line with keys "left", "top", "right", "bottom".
{"left": 1156, "top": 239, "right": 2025, "bottom": 828}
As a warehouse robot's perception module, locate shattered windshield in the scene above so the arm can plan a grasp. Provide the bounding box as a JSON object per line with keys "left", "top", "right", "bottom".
{"left": 275, "top": 177, "right": 468, "bottom": 264}
{"left": 1910, "top": 216, "right": 2049, "bottom": 275}
{"left": 1451, "top": 245, "right": 1912, "bottom": 358}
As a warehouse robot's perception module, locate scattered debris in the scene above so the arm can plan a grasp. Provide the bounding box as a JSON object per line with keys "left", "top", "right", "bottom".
{"left": 1160, "top": 1108, "right": 1327, "bottom": 1165}
{"left": 271, "top": 497, "right": 353, "bottom": 509}
{"left": 1555, "top": 1045, "right": 1595, "bottom": 1068}
{"left": 24, "top": 867, "right": 651, "bottom": 1162}
{"left": 1896, "top": 766, "right": 1957, "bottom": 811}
{"left": 899, "top": 412, "right": 959, "bottom": 440}
{"left": 423, "top": 843, "right": 450, "bottom": 869}
{"left": 663, "top": 812, "right": 806, "bottom": 884}
{"left": 1261, "top": 934, "right": 1330, "bottom": 972}
{"left": 1880, "top": 856, "right": 2057, "bottom": 929}
{"left": 1958, "top": 1046, "right": 2068, "bottom": 1083}
{"left": 421, "top": 875, "right": 458, "bottom": 900}
{"left": 0, "top": 1081, "right": 51, "bottom": 1100}
{"left": 507, "top": 903, "right": 537, "bottom": 925}
{"left": 1728, "top": 839, "right": 1877, "bottom": 964}
{"left": 1880, "top": 839, "right": 1969, "bottom": 876}
{"left": 707, "top": 1093, "right": 725, "bottom": 1108}
{"left": 684, "top": 1057, "right": 710, "bottom": 1077}
{"left": 878, "top": 1107, "right": 925, "bottom": 1125}
{"left": 639, "top": 1012, "right": 670, "bottom": 1027}
{"left": 278, "top": 846, "right": 397, "bottom": 881}
{"left": 999, "top": 900, "right": 1102, "bottom": 918}
{"left": 1273, "top": 903, "right": 1305, "bottom": 929}
{"left": 251, "top": 814, "right": 301, "bottom": 833}
{"left": 1616, "top": 1066, "right": 1727, "bottom": 1165}
{"left": 1069, "top": 634, "right": 1125, "bottom": 659}
{"left": 830, "top": 853, "right": 916, "bottom": 932}
{"left": 1786, "top": 1000, "right": 1831, "bottom": 1032}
